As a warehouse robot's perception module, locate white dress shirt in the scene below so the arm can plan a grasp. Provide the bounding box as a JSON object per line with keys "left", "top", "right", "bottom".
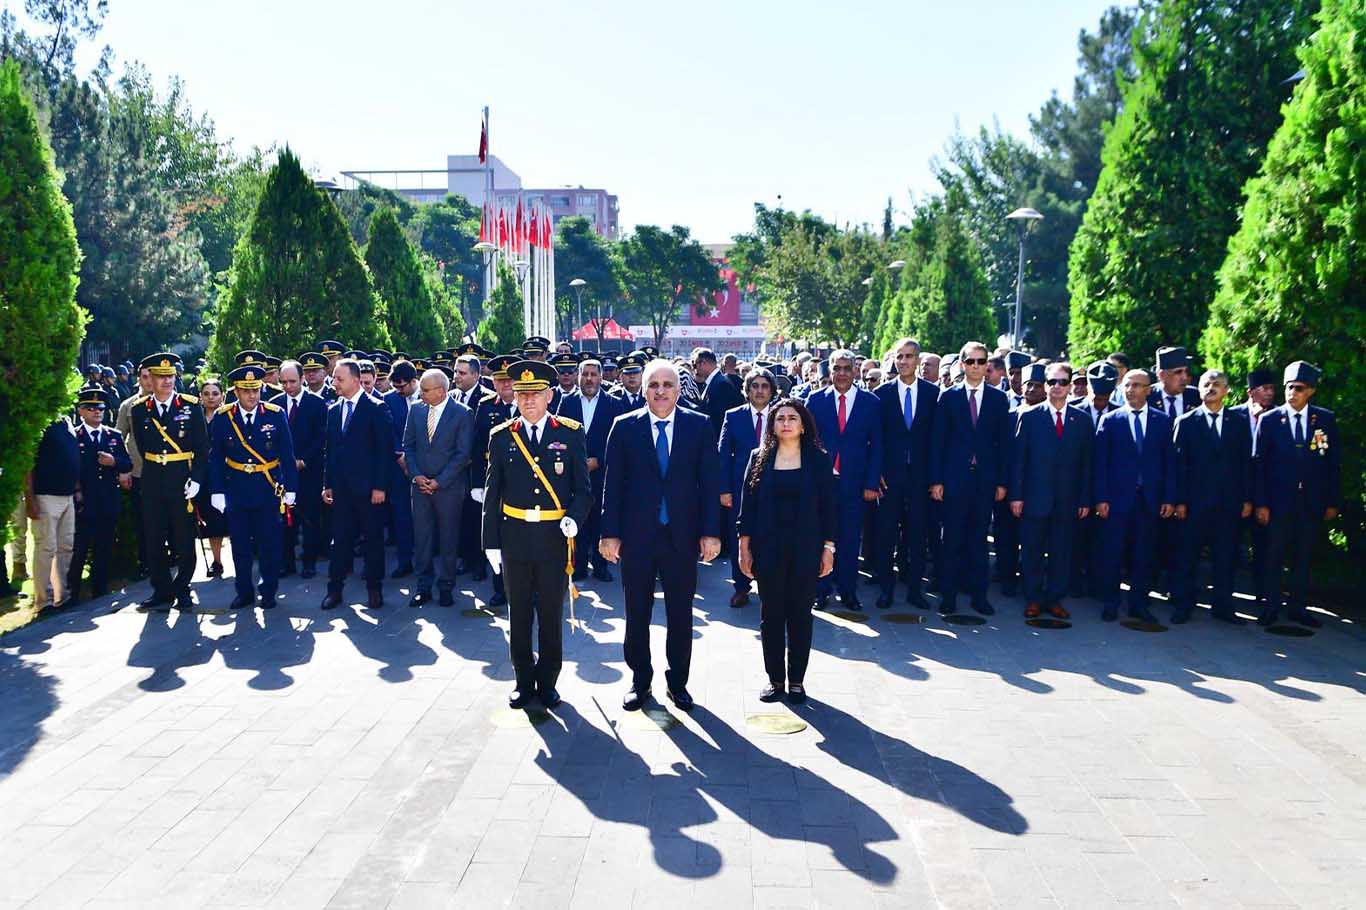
{"left": 896, "top": 377, "right": 918, "bottom": 423}
{"left": 524, "top": 412, "right": 549, "bottom": 445}
{"left": 1198, "top": 405, "right": 1223, "bottom": 438}
{"left": 1127, "top": 405, "right": 1149, "bottom": 442}
{"left": 649, "top": 408, "right": 675, "bottom": 454}
{"left": 580, "top": 391, "right": 600, "bottom": 433}
{"left": 425, "top": 396, "right": 448, "bottom": 432}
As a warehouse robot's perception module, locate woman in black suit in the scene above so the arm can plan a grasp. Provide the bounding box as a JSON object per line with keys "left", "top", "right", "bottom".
{"left": 736, "top": 399, "right": 837, "bottom": 704}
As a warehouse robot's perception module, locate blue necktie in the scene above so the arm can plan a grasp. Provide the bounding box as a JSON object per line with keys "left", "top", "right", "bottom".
{"left": 903, "top": 386, "right": 914, "bottom": 430}
{"left": 343, "top": 399, "right": 353, "bottom": 432}
{"left": 656, "top": 420, "right": 670, "bottom": 525}
{"left": 1132, "top": 411, "right": 1144, "bottom": 455}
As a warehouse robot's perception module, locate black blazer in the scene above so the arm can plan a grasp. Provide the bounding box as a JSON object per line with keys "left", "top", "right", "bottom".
{"left": 736, "top": 444, "right": 838, "bottom": 578}
{"left": 324, "top": 392, "right": 394, "bottom": 496}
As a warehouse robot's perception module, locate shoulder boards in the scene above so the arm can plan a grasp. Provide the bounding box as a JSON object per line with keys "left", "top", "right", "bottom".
{"left": 490, "top": 418, "right": 515, "bottom": 435}
{"left": 260, "top": 400, "right": 281, "bottom": 412}
{"left": 216, "top": 403, "right": 235, "bottom": 415}
{"left": 179, "top": 394, "right": 199, "bottom": 404}
{"left": 131, "top": 393, "right": 150, "bottom": 406}
{"left": 554, "top": 415, "right": 582, "bottom": 431}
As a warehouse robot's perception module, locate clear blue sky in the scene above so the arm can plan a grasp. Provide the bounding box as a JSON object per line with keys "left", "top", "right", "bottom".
{"left": 61, "top": 0, "right": 1118, "bottom": 241}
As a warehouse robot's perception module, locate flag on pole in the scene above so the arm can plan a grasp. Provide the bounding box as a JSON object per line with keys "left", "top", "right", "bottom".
{"left": 478, "top": 120, "right": 488, "bottom": 164}
{"left": 479, "top": 202, "right": 489, "bottom": 244}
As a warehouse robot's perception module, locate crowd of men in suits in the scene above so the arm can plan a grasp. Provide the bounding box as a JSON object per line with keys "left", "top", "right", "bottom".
{"left": 4, "top": 331, "right": 1342, "bottom": 713}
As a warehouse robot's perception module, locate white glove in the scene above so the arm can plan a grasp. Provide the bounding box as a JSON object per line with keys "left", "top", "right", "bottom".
{"left": 485, "top": 549, "right": 503, "bottom": 575}
{"left": 184, "top": 480, "right": 200, "bottom": 500}
{"left": 284, "top": 491, "right": 296, "bottom": 506}
{"left": 471, "top": 488, "right": 485, "bottom": 504}
{"left": 559, "top": 517, "right": 578, "bottom": 539}
{"left": 210, "top": 493, "right": 226, "bottom": 513}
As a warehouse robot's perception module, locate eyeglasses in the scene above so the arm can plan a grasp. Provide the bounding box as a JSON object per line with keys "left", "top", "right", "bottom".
{"left": 961, "top": 357, "right": 988, "bottom": 366}
{"left": 1045, "top": 378, "right": 1070, "bottom": 386}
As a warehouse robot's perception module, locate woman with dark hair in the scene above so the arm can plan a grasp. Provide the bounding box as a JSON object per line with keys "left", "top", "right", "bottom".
{"left": 736, "top": 398, "right": 837, "bottom": 704}
{"left": 196, "top": 378, "right": 227, "bottom": 577}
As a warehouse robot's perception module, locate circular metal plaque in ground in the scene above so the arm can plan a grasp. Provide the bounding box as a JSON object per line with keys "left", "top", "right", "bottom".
{"left": 462, "top": 608, "right": 497, "bottom": 619}
{"left": 195, "top": 606, "right": 230, "bottom": 616}
{"left": 1025, "top": 617, "right": 1072, "bottom": 630}
{"left": 882, "top": 613, "right": 926, "bottom": 625}
{"left": 621, "top": 707, "right": 680, "bottom": 732}
{"left": 828, "top": 610, "right": 870, "bottom": 623}
{"left": 943, "top": 614, "right": 987, "bottom": 626}
{"left": 1120, "top": 618, "right": 1168, "bottom": 633}
{"left": 1265, "top": 625, "right": 1314, "bottom": 638}
{"left": 488, "top": 707, "right": 552, "bottom": 728}
{"left": 746, "top": 713, "right": 809, "bottom": 735}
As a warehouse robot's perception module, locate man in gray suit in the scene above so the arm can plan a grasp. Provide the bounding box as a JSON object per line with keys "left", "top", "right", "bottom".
{"left": 402, "top": 369, "right": 475, "bottom": 606}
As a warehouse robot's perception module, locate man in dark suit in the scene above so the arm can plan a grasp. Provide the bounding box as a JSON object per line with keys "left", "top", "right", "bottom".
{"left": 1253, "top": 361, "right": 1340, "bottom": 628}
{"left": 555, "top": 357, "right": 625, "bottom": 582}
{"left": 928, "top": 342, "right": 1010, "bottom": 616}
{"left": 275, "top": 357, "right": 328, "bottom": 578}
{"left": 807, "top": 350, "right": 882, "bottom": 610}
{"left": 717, "top": 367, "right": 775, "bottom": 607}
{"left": 321, "top": 359, "right": 394, "bottom": 610}
{"left": 695, "top": 347, "right": 743, "bottom": 435}
{"left": 67, "top": 386, "right": 132, "bottom": 602}
{"left": 1008, "top": 362, "right": 1093, "bottom": 619}
{"left": 872, "top": 338, "right": 938, "bottom": 609}
{"left": 1093, "top": 368, "right": 1177, "bottom": 623}
{"left": 1170, "top": 370, "right": 1253, "bottom": 624}
{"left": 403, "top": 368, "right": 475, "bottom": 606}
{"left": 600, "top": 359, "right": 721, "bottom": 712}
{"left": 381, "top": 366, "right": 416, "bottom": 578}
{"left": 1229, "top": 366, "right": 1277, "bottom": 601}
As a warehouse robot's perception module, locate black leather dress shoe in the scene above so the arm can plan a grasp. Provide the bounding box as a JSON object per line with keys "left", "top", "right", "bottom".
{"left": 540, "top": 688, "right": 562, "bottom": 708}
{"left": 438, "top": 590, "right": 455, "bottom": 607}
{"left": 1288, "top": 609, "right": 1323, "bottom": 628}
{"left": 814, "top": 594, "right": 830, "bottom": 611}
{"left": 730, "top": 592, "right": 750, "bottom": 608}
{"left": 140, "top": 592, "right": 174, "bottom": 609}
{"left": 390, "top": 564, "right": 413, "bottom": 579}
{"left": 321, "top": 592, "right": 343, "bottom": 610}
{"left": 509, "top": 689, "right": 533, "bottom": 709}
{"left": 937, "top": 598, "right": 954, "bottom": 616}
{"left": 666, "top": 687, "right": 694, "bottom": 711}
{"left": 840, "top": 593, "right": 862, "bottom": 610}
{"left": 972, "top": 600, "right": 995, "bottom": 616}
{"left": 759, "top": 683, "right": 784, "bottom": 703}
{"left": 875, "top": 593, "right": 893, "bottom": 610}
{"left": 409, "top": 592, "right": 432, "bottom": 608}
{"left": 173, "top": 593, "right": 196, "bottom": 611}
{"left": 592, "top": 567, "right": 614, "bottom": 583}
{"left": 622, "top": 687, "right": 649, "bottom": 711}
{"left": 229, "top": 593, "right": 256, "bottom": 610}
{"left": 787, "top": 684, "right": 807, "bottom": 705}
{"left": 489, "top": 591, "right": 507, "bottom": 607}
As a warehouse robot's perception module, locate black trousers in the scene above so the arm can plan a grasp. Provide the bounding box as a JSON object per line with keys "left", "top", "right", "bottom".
{"left": 874, "top": 476, "right": 928, "bottom": 595}
{"left": 284, "top": 471, "right": 322, "bottom": 569}
{"left": 1240, "top": 515, "right": 1270, "bottom": 600}
{"left": 1174, "top": 506, "right": 1241, "bottom": 616}
{"left": 141, "top": 474, "right": 196, "bottom": 598}
{"left": 574, "top": 485, "right": 609, "bottom": 577}
{"left": 328, "top": 489, "right": 386, "bottom": 593}
{"left": 622, "top": 531, "right": 697, "bottom": 691}
{"left": 68, "top": 507, "right": 117, "bottom": 597}
{"left": 1070, "top": 512, "right": 1104, "bottom": 596}
{"left": 756, "top": 546, "right": 817, "bottom": 686}
{"left": 1265, "top": 497, "right": 1318, "bottom": 615}
{"left": 940, "top": 473, "right": 994, "bottom": 608}
{"left": 131, "top": 476, "right": 148, "bottom": 573}
{"left": 1020, "top": 514, "right": 1074, "bottom": 604}
{"left": 504, "top": 555, "right": 567, "bottom": 692}
{"left": 992, "top": 498, "right": 1020, "bottom": 589}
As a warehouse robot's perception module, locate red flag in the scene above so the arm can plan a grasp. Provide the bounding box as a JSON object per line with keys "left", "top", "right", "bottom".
{"left": 478, "top": 203, "right": 489, "bottom": 243}
{"left": 498, "top": 208, "right": 507, "bottom": 247}
{"left": 478, "top": 121, "right": 487, "bottom": 163}
{"left": 542, "top": 210, "right": 551, "bottom": 247}
{"left": 515, "top": 197, "right": 524, "bottom": 254}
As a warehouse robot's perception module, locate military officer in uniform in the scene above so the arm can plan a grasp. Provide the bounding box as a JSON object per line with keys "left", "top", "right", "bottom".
{"left": 209, "top": 366, "right": 299, "bottom": 608}
{"left": 1254, "top": 361, "right": 1340, "bottom": 628}
{"left": 130, "top": 353, "right": 208, "bottom": 610}
{"left": 521, "top": 336, "right": 551, "bottom": 363}
{"left": 303, "top": 349, "right": 337, "bottom": 402}
{"left": 67, "top": 386, "right": 133, "bottom": 603}
{"left": 481, "top": 360, "right": 591, "bottom": 709}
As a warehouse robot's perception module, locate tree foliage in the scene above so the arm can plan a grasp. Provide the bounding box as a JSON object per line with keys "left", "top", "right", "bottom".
{"left": 1202, "top": 0, "right": 1366, "bottom": 547}
{"left": 554, "top": 215, "right": 620, "bottom": 341}
{"left": 616, "top": 224, "right": 720, "bottom": 347}
{"left": 364, "top": 206, "right": 443, "bottom": 354}
{"left": 208, "top": 148, "right": 390, "bottom": 369}
{"left": 476, "top": 264, "right": 525, "bottom": 356}
{"left": 0, "top": 60, "right": 84, "bottom": 542}
{"left": 1068, "top": 0, "right": 1320, "bottom": 364}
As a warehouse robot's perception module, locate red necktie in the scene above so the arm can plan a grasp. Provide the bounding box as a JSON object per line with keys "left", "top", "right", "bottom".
{"left": 969, "top": 388, "right": 978, "bottom": 428}
{"left": 1055, "top": 410, "right": 1064, "bottom": 439}
{"left": 754, "top": 412, "right": 763, "bottom": 445}
{"left": 835, "top": 393, "right": 847, "bottom": 473}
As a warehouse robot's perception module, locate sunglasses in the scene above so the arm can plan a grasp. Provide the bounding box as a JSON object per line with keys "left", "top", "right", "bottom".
{"left": 1045, "top": 378, "right": 1070, "bottom": 386}
{"left": 961, "top": 357, "right": 988, "bottom": 366}
{"left": 1286, "top": 383, "right": 1309, "bottom": 393}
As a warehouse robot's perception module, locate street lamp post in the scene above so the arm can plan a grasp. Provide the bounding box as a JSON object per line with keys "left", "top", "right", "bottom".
{"left": 569, "top": 278, "right": 587, "bottom": 351}
{"left": 1004, "top": 208, "right": 1044, "bottom": 346}
{"left": 473, "top": 241, "right": 496, "bottom": 308}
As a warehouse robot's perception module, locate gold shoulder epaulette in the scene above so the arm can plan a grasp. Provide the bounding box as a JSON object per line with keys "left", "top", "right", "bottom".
{"left": 131, "top": 393, "right": 150, "bottom": 406}
{"left": 216, "top": 403, "right": 235, "bottom": 415}
{"left": 179, "top": 393, "right": 199, "bottom": 404}
{"left": 490, "top": 417, "right": 515, "bottom": 435}
{"left": 260, "top": 400, "right": 281, "bottom": 412}
{"left": 555, "top": 415, "right": 582, "bottom": 431}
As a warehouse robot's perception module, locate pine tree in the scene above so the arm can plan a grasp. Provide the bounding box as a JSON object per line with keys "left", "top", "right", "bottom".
{"left": 208, "top": 148, "right": 390, "bottom": 369}
{"left": 1067, "top": 0, "right": 1319, "bottom": 363}
{"left": 1202, "top": 0, "right": 1366, "bottom": 547}
{"left": 0, "top": 60, "right": 85, "bottom": 542}
{"left": 896, "top": 201, "right": 995, "bottom": 357}
{"left": 365, "top": 207, "right": 443, "bottom": 354}
{"left": 476, "top": 265, "right": 525, "bottom": 356}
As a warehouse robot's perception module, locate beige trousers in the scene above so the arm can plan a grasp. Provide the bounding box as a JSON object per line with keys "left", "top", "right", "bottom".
{"left": 30, "top": 494, "right": 75, "bottom": 608}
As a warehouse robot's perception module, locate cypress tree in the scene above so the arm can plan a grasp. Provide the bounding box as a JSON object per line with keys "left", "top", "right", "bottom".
{"left": 364, "top": 207, "right": 443, "bottom": 353}
{"left": 897, "top": 202, "right": 995, "bottom": 357}
{"left": 0, "top": 61, "right": 85, "bottom": 541}
{"left": 476, "top": 265, "right": 525, "bottom": 356}
{"left": 1202, "top": 0, "right": 1366, "bottom": 547}
{"left": 1067, "top": 0, "right": 1319, "bottom": 363}
{"left": 208, "top": 148, "right": 390, "bottom": 369}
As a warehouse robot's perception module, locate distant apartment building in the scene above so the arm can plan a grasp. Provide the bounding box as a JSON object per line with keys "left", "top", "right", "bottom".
{"left": 341, "top": 154, "right": 619, "bottom": 240}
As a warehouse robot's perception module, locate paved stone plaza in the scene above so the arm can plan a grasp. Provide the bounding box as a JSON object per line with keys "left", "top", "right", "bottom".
{"left": 1, "top": 553, "right": 1363, "bottom": 909}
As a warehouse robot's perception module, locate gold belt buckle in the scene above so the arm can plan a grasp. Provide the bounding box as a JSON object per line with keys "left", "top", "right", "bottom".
{"left": 526, "top": 506, "right": 541, "bottom": 523}
{"left": 244, "top": 463, "right": 256, "bottom": 473}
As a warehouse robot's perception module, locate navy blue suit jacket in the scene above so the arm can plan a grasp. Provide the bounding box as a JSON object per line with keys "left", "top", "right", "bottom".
{"left": 700, "top": 371, "right": 744, "bottom": 435}
{"left": 601, "top": 406, "right": 721, "bottom": 558}
{"left": 807, "top": 386, "right": 883, "bottom": 495}
{"left": 74, "top": 423, "right": 131, "bottom": 514}
{"left": 1148, "top": 386, "right": 1202, "bottom": 418}
{"left": 324, "top": 393, "right": 394, "bottom": 496}
{"left": 1093, "top": 407, "right": 1177, "bottom": 515}
{"left": 556, "top": 389, "right": 626, "bottom": 494}
{"left": 1008, "top": 403, "right": 1093, "bottom": 518}
{"left": 1253, "top": 404, "right": 1341, "bottom": 515}
{"left": 1172, "top": 407, "right": 1252, "bottom": 515}
{"left": 271, "top": 391, "right": 326, "bottom": 478}
{"left": 873, "top": 378, "right": 938, "bottom": 488}
{"left": 928, "top": 383, "right": 1010, "bottom": 497}
{"left": 717, "top": 404, "right": 767, "bottom": 499}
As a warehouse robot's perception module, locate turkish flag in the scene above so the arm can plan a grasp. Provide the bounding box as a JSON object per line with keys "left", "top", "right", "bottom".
{"left": 478, "top": 122, "right": 487, "bottom": 163}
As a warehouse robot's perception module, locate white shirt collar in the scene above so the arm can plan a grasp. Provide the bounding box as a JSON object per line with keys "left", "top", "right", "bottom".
{"left": 649, "top": 406, "right": 676, "bottom": 424}
{"left": 1288, "top": 402, "right": 1309, "bottom": 417}
{"left": 1128, "top": 404, "right": 1148, "bottom": 417}
{"left": 897, "top": 377, "right": 916, "bottom": 395}
{"left": 342, "top": 388, "right": 364, "bottom": 406}
{"left": 239, "top": 406, "right": 258, "bottom": 419}
{"left": 428, "top": 396, "right": 447, "bottom": 417}
{"left": 525, "top": 412, "right": 549, "bottom": 435}
{"left": 1051, "top": 402, "right": 1068, "bottom": 417}
{"left": 963, "top": 380, "right": 984, "bottom": 393}
{"left": 749, "top": 404, "right": 765, "bottom": 420}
